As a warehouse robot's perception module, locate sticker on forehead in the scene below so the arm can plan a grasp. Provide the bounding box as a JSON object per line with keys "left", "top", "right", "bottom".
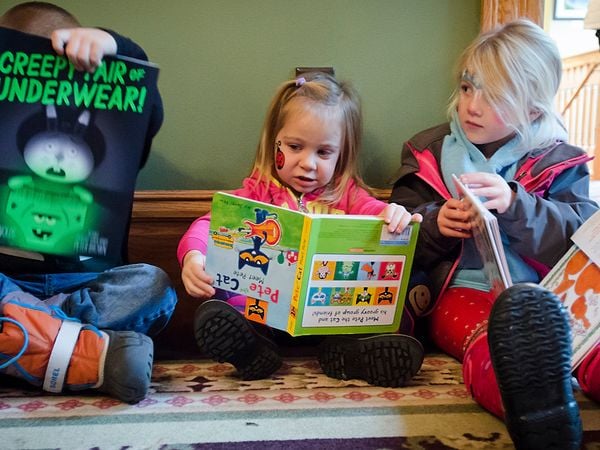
{"left": 462, "top": 70, "right": 482, "bottom": 89}
{"left": 275, "top": 140, "right": 285, "bottom": 170}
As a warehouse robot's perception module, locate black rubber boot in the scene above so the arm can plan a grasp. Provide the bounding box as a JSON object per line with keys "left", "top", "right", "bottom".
{"left": 317, "top": 334, "right": 424, "bottom": 387}
{"left": 194, "top": 300, "right": 282, "bottom": 380}
{"left": 488, "top": 283, "right": 582, "bottom": 450}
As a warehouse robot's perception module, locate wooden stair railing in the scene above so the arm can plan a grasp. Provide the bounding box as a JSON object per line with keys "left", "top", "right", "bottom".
{"left": 556, "top": 51, "right": 600, "bottom": 179}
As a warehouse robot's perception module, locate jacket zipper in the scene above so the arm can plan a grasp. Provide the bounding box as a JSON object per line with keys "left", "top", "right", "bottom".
{"left": 297, "top": 194, "right": 308, "bottom": 212}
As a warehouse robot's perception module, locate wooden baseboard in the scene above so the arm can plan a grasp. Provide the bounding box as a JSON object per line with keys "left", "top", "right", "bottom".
{"left": 129, "top": 188, "right": 390, "bottom": 358}
{"left": 128, "top": 190, "right": 219, "bottom": 358}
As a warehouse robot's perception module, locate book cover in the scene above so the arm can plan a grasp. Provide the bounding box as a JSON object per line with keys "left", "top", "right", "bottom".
{"left": 205, "top": 192, "right": 420, "bottom": 336}
{"left": 0, "top": 28, "right": 159, "bottom": 270}
{"left": 541, "top": 209, "right": 600, "bottom": 369}
{"left": 452, "top": 174, "right": 513, "bottom": 299}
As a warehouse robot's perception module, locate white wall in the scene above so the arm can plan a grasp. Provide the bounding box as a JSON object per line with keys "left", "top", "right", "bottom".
{"left": 546, "top": 0, "right": 598, "bottom": 57}
{"left": 549, "top": 20, "right": 597, "bottom": 57}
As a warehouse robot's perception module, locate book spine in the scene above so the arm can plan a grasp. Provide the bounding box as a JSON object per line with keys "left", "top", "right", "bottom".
{"left": 287, "top": 215, "right": 312, "bottom": 335}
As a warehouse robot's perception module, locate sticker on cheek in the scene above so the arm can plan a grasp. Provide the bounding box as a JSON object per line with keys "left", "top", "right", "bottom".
{"left": 275, "top": 141, "right": 285, "bottom": 170}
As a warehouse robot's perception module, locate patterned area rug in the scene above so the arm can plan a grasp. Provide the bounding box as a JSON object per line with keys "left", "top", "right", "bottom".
{"left": 1, "top": 354, "right": 599, "bottom": 449}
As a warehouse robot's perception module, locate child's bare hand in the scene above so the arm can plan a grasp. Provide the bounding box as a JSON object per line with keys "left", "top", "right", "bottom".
{"left": 381, "top": 203, "right": 422, "bottom": 233}
{"left": 181, "top": 250, "right": 215, "bottom": 299}
{"left": 438, "top": 198, "right": 471, "bottom": 238}
{"left": 51, "top": 28, "right": 117, "bottom": 72}
{"left": 460, "top": 172, "right": 515, "bottom": 214}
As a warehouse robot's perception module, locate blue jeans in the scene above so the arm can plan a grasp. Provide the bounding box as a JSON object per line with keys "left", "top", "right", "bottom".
{"left": 0, "top": 264, "right": 177, "bottom": 336}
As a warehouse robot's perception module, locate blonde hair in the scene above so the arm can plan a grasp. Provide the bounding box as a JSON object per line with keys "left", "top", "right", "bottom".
{"left": 447, "top": 19, "right": 566, "bottom": 150}
{"left": 253, "top": 72, "right": 367, "bottom": 204}
{"left": 0, "top": 2, "right": 80, "bottom": 38}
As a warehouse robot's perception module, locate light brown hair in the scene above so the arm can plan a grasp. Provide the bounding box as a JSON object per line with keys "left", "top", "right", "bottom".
{"left": 253, "top": 72, "right": 368, "bottom": 204}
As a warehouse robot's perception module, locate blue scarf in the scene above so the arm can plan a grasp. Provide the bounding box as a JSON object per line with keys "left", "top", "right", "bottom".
{"left": 440, "top": 114, "right": 539, "bottom": 290}
{"left": 441, "top": 114, "right": 531, "bottom": 197}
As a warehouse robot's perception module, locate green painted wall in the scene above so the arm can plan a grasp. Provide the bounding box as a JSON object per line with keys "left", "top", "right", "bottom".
{"left": 2, "top": 0, "right": 480, "bottom": 190}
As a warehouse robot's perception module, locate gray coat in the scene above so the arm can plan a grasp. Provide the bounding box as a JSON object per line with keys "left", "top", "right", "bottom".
{"left": 389, "top": 123, "right": 598, "bottom": 333}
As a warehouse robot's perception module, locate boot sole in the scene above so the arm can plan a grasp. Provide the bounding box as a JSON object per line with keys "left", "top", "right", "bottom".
{"left": 194, "top": 300, "right": 282, "bottom": 380}
{"left": 318, "top": 334, "right": 424, "bottom": 387}
{"left": 488, "top": 283, "right": 582, "bottom": 450}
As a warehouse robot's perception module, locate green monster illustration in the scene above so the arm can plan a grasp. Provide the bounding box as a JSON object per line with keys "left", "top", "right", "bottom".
{"left": 6, "top": 105, "right": 95, "bottom": 255}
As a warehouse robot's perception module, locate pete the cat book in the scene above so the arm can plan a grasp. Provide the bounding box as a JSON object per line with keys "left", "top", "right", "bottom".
{"left": 205, "top": 192, "right": 420, "bottom": 336}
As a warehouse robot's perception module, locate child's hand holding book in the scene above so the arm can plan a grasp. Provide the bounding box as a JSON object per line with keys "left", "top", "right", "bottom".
{"left": 457, "top": 172, "right": 515, "bottom": 214}
{"left": 381, "top": 203, "right": 422, "bottom": 234}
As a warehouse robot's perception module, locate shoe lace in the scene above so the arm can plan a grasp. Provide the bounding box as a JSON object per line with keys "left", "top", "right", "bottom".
{"left": 49, "top": 305, "right": 74, "bottom": 321}
{"left": 0, "top": 317, "right": 29, "bottom": 370}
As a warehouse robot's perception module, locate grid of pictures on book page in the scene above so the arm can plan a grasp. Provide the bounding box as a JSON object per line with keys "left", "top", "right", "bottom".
{"left": 300, "top": 236, "right": 410, "bottom": 329}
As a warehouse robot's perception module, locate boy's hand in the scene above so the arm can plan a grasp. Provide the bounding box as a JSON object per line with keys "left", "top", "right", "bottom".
{"left": 181, "top": 250, "right": 216, "bottom": 299}
{"left": 51, "top": 28, "right": 117, "bottom": 72}
{"left": 438, "top": 198, "right": 471, "bottom": 238}
{"left": 459, "top": 172, "right": 515, "bottom": 214}
{"left": 382, "top": 203, "right": 422, "bottom": 233}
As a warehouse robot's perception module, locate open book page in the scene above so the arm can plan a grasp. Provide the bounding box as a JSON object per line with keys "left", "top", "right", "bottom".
{"left": 541, "top": 210, "right": 600, "bottom": 368}
{"left": 571, "top": 209, "right": 600, "bottom": 268}
{"left": 452, "top": 174, "right": 513, "bottom": 300}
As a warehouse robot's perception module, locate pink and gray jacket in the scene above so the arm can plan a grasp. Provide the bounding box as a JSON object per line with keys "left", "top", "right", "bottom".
{"left": 389, "top": 123, "right": 598, "bottom": 322}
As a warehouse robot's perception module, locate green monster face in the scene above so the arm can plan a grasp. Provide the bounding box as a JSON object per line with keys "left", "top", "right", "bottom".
{"left": 336, "top": 260, "right": 358, "bottom": 280}
{"left": 30, "top": 211, "right": 57, "bottom": 241}
{"left": 6, "top": 186, "right": 89, "bottom": 253}
{"left": 5, "top": 107, "right": 95, "bottom": 255}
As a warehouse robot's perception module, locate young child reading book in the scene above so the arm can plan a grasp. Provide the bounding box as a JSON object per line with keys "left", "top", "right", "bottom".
{"left": 178, "top": 72, "right": 424, "bottom": 386}
{"left": 389, "top": 19, "right": 599, "bottom": 450}
{"left": 0, "top": 2, "right": 176, "bottom": 404}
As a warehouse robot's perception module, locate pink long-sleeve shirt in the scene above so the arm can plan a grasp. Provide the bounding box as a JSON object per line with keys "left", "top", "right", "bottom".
{"left": 177, "top": 174, "right": 387, "bottom": 265}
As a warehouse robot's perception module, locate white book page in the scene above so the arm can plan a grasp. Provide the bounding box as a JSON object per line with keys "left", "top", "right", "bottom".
{"left": 571, "top": 209, "right": 600, "bottom": 267}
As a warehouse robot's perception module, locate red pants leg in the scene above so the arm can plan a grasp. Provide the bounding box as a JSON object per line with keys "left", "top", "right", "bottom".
{"left": 574, "top": 343, "right": 600, "bottom": 403}
{"left": 429, "top": 286, "right": 493, "bottom": 359}
{"left": 429, "top": 286, "right": 504, "bottom": 417}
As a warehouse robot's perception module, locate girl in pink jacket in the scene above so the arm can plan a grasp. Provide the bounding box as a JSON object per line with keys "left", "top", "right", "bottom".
{"left": 178, "top": 72, "right": 424, "bottom": 384}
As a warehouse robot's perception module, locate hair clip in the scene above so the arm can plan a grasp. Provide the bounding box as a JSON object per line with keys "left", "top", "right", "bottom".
{"left": 295, "top": 77, "right": 306, "bottom": 87}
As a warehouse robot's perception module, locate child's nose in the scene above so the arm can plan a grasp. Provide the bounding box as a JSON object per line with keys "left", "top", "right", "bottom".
{"left": 300, "top": 153, "right": 317, "bottom": 169}
{"left": 467, "top": 92, "right": 484, "bottom": 116}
